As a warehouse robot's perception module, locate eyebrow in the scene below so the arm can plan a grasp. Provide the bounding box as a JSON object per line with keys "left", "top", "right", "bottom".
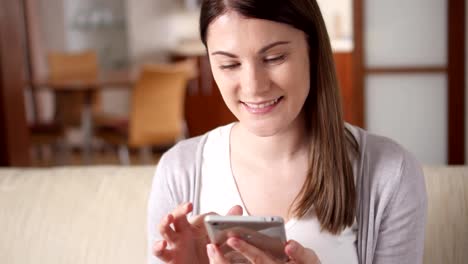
{"left": 211, "top": 41, "right": 291, "bottom": 58}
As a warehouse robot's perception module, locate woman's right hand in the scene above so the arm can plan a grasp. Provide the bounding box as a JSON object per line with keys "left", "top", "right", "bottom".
{"left": 153, "top": 202, "right": 243, "bottom": 264}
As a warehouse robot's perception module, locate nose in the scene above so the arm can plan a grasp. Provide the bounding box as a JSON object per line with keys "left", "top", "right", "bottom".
{"left": 240, "top": 62, "right": 270, "bottom": 96}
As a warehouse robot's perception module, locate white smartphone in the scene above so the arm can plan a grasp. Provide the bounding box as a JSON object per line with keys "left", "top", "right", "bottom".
{"left": 204, "top": 215, "right": 288, "bottom": 263}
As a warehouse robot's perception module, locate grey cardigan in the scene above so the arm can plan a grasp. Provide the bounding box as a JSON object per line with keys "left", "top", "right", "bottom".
{"left": 147, "top": 125, "right": 427, "bottom": 264}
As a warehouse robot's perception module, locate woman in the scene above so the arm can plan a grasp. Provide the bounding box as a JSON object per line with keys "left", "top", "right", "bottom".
{"left": 147, "top": 0, "right": 427, "bottom": 263}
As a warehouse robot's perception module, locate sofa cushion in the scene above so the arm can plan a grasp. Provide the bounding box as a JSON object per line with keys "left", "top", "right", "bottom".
{"left": 0, "top": 166, "right": 154, "bottom": 264}
{"left": 0, "top": 166, "right": 467, "bottom": 264}
{"left": 422, "top": 166, "right": 468, "bottom": 264}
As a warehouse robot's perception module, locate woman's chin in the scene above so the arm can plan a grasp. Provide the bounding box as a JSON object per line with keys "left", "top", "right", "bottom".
{"left": 241, "top": 120, "right": 284, "bottom": 137}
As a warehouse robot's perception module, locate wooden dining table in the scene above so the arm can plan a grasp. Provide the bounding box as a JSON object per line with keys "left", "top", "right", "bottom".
{"left": 28, "top": 69, "right": 138, "bottom": 164}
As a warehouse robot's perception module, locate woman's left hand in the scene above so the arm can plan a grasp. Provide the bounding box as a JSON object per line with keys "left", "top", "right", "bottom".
{"left": 206, "top": 237, "right": 321, "bottom": 264}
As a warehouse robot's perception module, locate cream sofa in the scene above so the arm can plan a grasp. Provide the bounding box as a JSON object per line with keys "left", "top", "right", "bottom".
{"left": 0, "top": 166, "right": 467, "bottom": 264}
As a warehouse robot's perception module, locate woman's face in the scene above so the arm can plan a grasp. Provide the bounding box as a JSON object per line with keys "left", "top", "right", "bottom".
{"left": 206, "top": 11, "right": 310, "bottom": 137}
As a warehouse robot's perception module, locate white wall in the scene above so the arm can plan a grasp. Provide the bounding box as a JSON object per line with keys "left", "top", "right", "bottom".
{"left": 124, "top": 0, "right": 201, "bottom": 65}
{"left": 316, "top": 0, "right": 353, "bottom": 40}
{"left": 39, "top": 0, "right": 354, "bottom": 66}
{"left": 64, "top": 0, "right": 128, "bottom": 69}
{"left": 40, "top": 0, "right": 129, "bottom": 67}
{"left": 39, "top": 0, "right": 66, "bottom": 52}
{"left": 33, "top": 0, "right": 67, "bottom": 122}
{"left": 125, "top": 0, "right": 180, "bottom": 64}
{"left": 124, "top": 0, "right": 353, "bottom": 66}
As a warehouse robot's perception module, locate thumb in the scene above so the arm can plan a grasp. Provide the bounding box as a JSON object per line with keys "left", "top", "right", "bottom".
{"left": 226, "top": 205, "right": 243, "bottom": 216}
{"left": 285, "top": 240, "right": 320, "bottom": 264}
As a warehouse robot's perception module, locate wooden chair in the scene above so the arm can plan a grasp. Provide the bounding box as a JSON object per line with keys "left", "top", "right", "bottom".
{"left": 29, "top": 51, "right": 100, "bottom": 165}
{"left": 48, "top": 51, "right": 101, "bottom": 126}
{"left": 28, "top": 122, "right": 67, "bottom": 165}
{"left": 94, "top": 61, "right": 195, "bottom": 164}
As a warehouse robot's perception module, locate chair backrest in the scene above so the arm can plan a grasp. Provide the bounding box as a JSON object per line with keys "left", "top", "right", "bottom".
{"left": 47, "top": 51, "right": 100, "bottom": 126}
{"left": 48, "top": 51, "right": 98, "bottom": 80}
{"left": 423, "top": 167, "right": 468, "bottom": 264}
{"left": 128, "top": 63, "right": 190, "bottom": 147}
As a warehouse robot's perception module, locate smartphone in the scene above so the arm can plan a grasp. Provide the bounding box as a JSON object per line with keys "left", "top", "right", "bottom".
{"left": 204, "top": 215, "right": 288, "bottom": 263}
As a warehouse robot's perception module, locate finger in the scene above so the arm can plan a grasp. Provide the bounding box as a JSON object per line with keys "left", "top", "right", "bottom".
{"left": 153, "top": 239, "right": 166, "bottom": 254}
{"left": 189, "top": 211, "right": 217, "bottom": 237}
{"left": 227, "top": 237, "right": 272, "bottom": 264}
{"left": 226, "top": 205, "right": 243, "bottom": 216}
{"left": 189, "top": 211, "right": 215, "bottom": 224}
{"left": 285, "top": 240, "right": 304, "bottom": 261}
{"left": 172, "top": 202, "right": 193, "bottom": 232}
{"left": 158, "top": 214, "right": 177, "bottom": 242}
{"left": 153, "top": 240, "right": 172, "bottom": 262}
{"left": 189, "top": 205, "right": 242, "bottom": 230}
{"left": 285, "top": 240, "right": 319, "bottom": 264}
{"left": 207, "top": 244, "right": 229, "bottom": 264}
{"left": 188, "top": 211, "right": 216, "bottom": 228}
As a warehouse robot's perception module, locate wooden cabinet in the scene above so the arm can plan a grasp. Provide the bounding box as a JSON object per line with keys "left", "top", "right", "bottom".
{"left": 333, "top": 52, "right": 355, "bottom": 125}
{"left": 175, "top": 52, "right": 354, "bottom": 137}
{"left": 172, "top": 54, "right": 236, "bottom": 137}
{"left": 184, "top": 56, "right": 236, "bottom": 137}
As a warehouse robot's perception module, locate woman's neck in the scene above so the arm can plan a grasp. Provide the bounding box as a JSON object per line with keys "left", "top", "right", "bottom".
{"left": 231, "top": 117, "right": 309, "bottom": 164}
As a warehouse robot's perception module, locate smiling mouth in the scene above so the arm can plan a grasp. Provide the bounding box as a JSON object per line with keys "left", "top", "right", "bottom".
{"left": 241, "top": 96, "right": 283, "bottom": 109}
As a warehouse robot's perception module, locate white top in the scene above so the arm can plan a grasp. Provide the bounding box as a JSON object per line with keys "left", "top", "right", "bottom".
{"left": 200, "top": 124, "right": 359, "bottom": 263}
{"left": 148, "top": 123, "right": 427, "bottom": 264}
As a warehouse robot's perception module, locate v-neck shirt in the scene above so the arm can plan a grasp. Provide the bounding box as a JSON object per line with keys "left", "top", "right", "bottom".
{"left": 199, "top": 123, "right": 358, "bottom": 264}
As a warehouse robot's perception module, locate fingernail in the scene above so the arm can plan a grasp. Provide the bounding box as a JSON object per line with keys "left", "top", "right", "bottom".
{"left": 287, "top": 242, "right": 297, "bottom": 253}
{"left": 229, "top": 238, "right": 241, "bottom": 249}
{"left": 207, "top": 244, "right": 215, "bottom": 258}
{"left": 154, "top": 241, "right": 165, "bottom": 255}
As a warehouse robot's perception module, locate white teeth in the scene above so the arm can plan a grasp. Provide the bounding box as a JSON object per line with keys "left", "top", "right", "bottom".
{"left": 244, "top": 98, "right": 280, "bottom": 109}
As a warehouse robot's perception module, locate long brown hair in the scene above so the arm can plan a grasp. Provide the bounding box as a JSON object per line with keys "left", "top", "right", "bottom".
{"left": 199, "top": 0, "right": 358, "bottom": 234}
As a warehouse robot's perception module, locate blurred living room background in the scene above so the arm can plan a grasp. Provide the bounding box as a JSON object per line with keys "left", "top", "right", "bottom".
{"left": 0, "top": 0, "right": 466, "bottom": 167}
{"left": 0, "top": 1, "right": 467, "bottom": 264}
